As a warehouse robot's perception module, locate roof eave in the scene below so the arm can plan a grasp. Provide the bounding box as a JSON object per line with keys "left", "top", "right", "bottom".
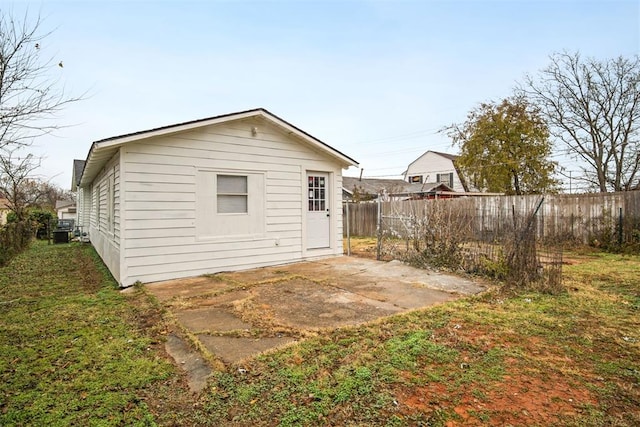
{"left": 79, "top": 108, "right": 358, "bottom": 186}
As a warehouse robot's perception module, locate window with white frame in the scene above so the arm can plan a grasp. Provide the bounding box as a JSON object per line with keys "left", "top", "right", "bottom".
{"left": 217, "top": 175, "right": 248, "bottom": 214}
{"left": 436, "top": 172, "right": 454, "bottom": 188}
{"left": 195, "top": 169, "right": 265, "bottom": 239}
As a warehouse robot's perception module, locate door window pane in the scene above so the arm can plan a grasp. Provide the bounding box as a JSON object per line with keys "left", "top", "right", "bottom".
{"left": 308, "top": 175, "right": 328, "bottom": 212}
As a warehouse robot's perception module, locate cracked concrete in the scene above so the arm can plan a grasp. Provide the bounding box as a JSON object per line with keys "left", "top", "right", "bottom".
{"left": 147, "top": 256, "right": 485, "bottom": 392}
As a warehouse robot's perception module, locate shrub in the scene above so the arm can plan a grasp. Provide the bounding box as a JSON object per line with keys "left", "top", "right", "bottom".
{"left": 0, "top": 221, "right": 34, "bottom": 266}
{"left": 7, "top": 208, "right": 55, "bottom": 240}
{"left": 29, "top": 208, "right": 55, "bottom": 239}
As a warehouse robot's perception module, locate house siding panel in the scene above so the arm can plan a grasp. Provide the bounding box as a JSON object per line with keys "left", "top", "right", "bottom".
{"left": 118, "top": 117, "right": 344, "bottom": 286}
{"left": 87, "top": 150, "right": 121, "bottom": 281}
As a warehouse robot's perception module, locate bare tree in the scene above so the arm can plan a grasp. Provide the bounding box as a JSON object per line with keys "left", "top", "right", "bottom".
{"left": 0, "top": 10, "right": 79, "bottom": 150}
{"left": 521, "top": 52, "right": 640, "bottom": 192}
{"left": 0, "top": 147, "right": 42, "bottom": 220}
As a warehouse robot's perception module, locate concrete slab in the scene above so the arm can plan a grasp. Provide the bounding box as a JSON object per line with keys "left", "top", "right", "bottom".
{"left": 145, "top": 276, "right": 233, "bottom": 302}
{"left": 325, "top": 258, "right": 483, "bottom": 294}
{"left": 148, "top": 255, "right": 486, "bottom": 379}
{"left": 251, "top": 278, "right": 402, "bottom": 329}
{"left": 164, "top": 333, "right": 212, "bottom": 393}
{"left": 197, "top": 335, "right": 295, "bottom": 365}
{"left": 175, "top": 307, "right": 251, "bottom": 332}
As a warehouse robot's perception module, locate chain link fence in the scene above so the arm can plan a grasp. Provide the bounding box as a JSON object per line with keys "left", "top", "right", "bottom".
{"left": 374, "top": 197, "right": 564, "bottom": 293}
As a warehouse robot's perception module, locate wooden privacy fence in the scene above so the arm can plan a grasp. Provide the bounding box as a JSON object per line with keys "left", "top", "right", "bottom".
{"left": 342, "top": 202, "right": 378, "bottom": 237}
{"left": 343, "top": 190, "right": 640, "bottom": 246}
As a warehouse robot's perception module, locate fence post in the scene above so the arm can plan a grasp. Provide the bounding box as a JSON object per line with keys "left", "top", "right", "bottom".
{"left": 618, "top": 207, "right": 623, "bottom": 246}
{"left": 376, "top": 198, "right": 382, "bottom": 261}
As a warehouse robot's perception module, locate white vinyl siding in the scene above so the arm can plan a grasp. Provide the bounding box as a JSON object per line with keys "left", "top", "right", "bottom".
{"left": 75, "top": 187, "right": 92, "bottom": 236}
{"left": 107, "top": 174, "right": 115, "bottom": 232}
{"left": 87, "top": 151, "right": 121, "bottom": 281}
{"left": 92, "top": 184, "right": 99, "bottom": 229}
{"left": 117, "top": 117, "right": 343, "bottom": 286}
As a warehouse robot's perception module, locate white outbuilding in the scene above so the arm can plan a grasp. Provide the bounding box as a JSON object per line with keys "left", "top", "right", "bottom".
{"left": 75, "top": 108, "right": 358, "bottom": 287}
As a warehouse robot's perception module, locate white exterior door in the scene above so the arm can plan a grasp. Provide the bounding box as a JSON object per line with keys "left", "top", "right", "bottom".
{"left": 306, "top": 172, "right": 330, "bottom": 249}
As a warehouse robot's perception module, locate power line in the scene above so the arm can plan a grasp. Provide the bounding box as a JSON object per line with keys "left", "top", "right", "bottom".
{"left": 353, "top": 128, "right": 441, "bottom": 145}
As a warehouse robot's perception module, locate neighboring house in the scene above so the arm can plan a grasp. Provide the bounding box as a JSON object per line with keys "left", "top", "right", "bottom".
{"left": 403, "top": 150, "right": 468, "bottom": 192}
{"left": 343, "top": 177, "right": 454, "bottom": 201}
{"left": 55, "top": 199, "right": 76, "bottom": 220}
{"left": 0, "top": 197, "right": 9, "bottom": 225}
{"left": 76, "top": 108, "right": 358, "bottom": 287}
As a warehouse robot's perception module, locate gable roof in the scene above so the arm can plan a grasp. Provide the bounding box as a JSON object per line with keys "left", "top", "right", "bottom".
{"left": 55, "top": 199, "right": 76, "bottom": 210}
{"left": 79, "top": 108, "right": 358, "bottom": 186}
{"left": 403, "top": 150, "right": 459, "bottom": 175}
{"left": 430, "top": 150, "right": 458, "bottom": 161}
{"left": 343, "top": 177, "right": 452, "bottom": 197}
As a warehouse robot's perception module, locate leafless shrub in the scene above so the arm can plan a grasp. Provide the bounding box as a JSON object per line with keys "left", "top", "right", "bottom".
{"left": 378, "top": 199, "right": 563, "bottom": 293}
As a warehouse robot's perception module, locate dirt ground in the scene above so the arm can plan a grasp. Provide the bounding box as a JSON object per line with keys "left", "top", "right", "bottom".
{"left": 144, "top": 256, "right": 485, "bottom": 392}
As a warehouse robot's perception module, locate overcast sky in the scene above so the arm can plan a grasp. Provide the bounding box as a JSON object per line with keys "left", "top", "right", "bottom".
{"left": 6, "top": 0, "right": 640, "bottom": 191}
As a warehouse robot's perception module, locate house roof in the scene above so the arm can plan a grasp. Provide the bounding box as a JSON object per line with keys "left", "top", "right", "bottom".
{"left": 55, "top": 199, "right": 76, "bottom": 209}
{"left": 79, "top": 108, "right": 358, "bottom": 186}
{"left": 430, "top": 151, "right": 459, "bottom": 161}
{"left": 402, "top": 150, "right": 460, "bottom": 175}
{"left": 343, "top": 177, "right": 452, "bottom": 196}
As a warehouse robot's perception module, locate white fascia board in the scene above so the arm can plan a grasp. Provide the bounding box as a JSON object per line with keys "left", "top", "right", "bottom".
{"left": 80, "top": 108, "right": 358, "bottom": 186}
{"left": 262, "top": 113, "right": 358, "bottom": 168}
{"left": 95, "top": 110, "right": 262, "bottom": 150}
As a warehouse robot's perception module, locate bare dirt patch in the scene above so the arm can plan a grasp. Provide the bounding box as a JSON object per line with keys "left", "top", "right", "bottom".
{"left": 398, "top": 369, "right": 596, "bottom": 426}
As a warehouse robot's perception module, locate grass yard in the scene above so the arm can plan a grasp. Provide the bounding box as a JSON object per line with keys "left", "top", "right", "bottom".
{"left": 0, "top": 241, "right": 175, "bottom": 426}
{"left": 1, "top": 239, "right": 639, "bottom": 426}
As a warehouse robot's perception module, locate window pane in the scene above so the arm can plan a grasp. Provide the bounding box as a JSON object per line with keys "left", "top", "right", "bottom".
{"left": 218, "top": 175, "right": 247, "bottom": 194}
{"left": 217, "top": 195, "right": 248, "bottom": 213}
